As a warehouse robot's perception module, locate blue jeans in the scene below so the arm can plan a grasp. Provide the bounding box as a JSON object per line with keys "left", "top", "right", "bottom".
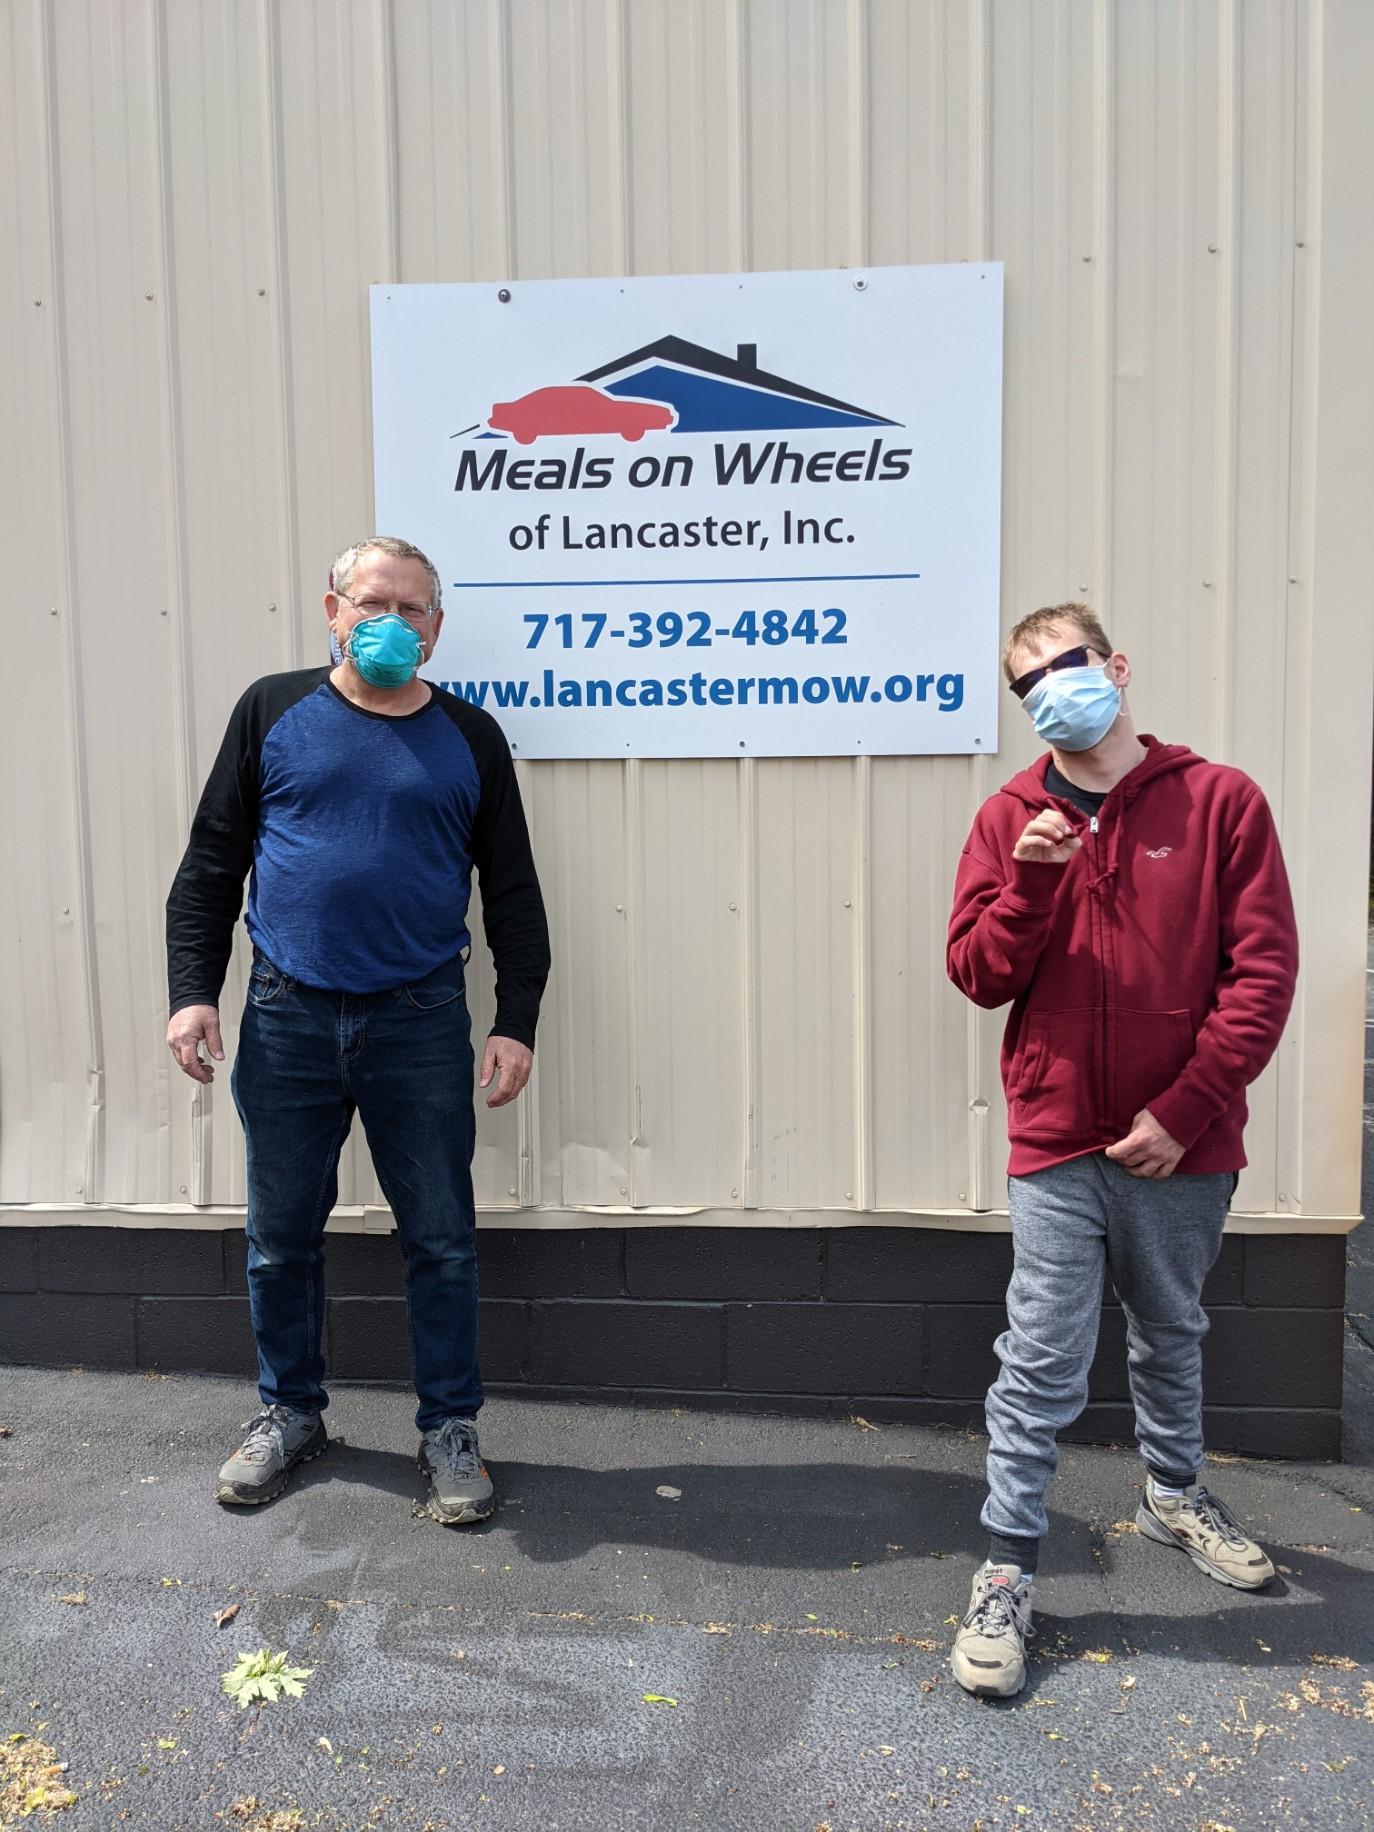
{"left": 231, "top": 946, "right": 481, "bottom": 1431}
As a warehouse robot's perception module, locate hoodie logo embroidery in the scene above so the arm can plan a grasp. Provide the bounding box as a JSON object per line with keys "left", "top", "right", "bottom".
{"left": 1144, "top": 846, "right": 1173, "bottom": 859}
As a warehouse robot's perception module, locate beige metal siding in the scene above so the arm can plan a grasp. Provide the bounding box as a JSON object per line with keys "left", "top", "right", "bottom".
{"left": 2, "top": 0, "right": 1370, "bottom": 1231}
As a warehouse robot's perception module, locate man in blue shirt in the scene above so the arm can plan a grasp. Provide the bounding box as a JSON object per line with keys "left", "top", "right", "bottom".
{"left": 166, "top": 536, "right": 550, "bottom": 1524}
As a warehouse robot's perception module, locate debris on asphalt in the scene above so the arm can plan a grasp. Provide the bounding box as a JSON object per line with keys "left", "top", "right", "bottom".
{"left": 225, "top": 1800, "right": 306, "bottom": 1831}
{"left": 0, "top": 1731, "right": 78, "bottom": 1820}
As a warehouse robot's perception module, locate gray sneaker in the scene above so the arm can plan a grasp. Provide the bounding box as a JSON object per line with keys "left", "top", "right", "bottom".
{"left": 215, "top": 1403, "right": 327, "bottom": 1506}
{"left": 418, "top": 1416, "right": 495, "bottom": 1525}
{"left": 951, "top": 1562, "right": 1034, "bottom": 1697}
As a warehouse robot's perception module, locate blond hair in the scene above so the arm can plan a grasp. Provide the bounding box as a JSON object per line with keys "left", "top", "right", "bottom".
{"left": 1001, "top": 602, "right": 1113, "bottom": 682}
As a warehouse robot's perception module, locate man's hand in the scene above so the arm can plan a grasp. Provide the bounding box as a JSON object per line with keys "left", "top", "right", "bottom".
{"left": 167, "top": 1004, "right": 224, "bottom": 1085}
{"left": 1105, "top": 1108, "right": 1185, "bottom": 1179}
{"left": 480, "top": 1034, "right": 534, "bottom": 1109}
{"left": 1012, "top": 809, "right": 1083, "bottom": 865}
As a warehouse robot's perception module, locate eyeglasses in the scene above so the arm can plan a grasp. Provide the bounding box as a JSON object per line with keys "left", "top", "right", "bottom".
{"left": 1008, "top": 644, "right": 1097, "bottom": 701}
{"left": 336, "top": 590, "right": 437, "bottom": 625}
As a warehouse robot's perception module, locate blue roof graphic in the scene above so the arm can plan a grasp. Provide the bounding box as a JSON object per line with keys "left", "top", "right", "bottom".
{"left": 579, "top": 337, "right": 894, "bottom": 434}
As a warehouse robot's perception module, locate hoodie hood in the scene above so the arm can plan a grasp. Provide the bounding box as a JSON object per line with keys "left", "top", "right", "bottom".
{"left": 997, "top": 734, "right": 1200, "bottom": 816}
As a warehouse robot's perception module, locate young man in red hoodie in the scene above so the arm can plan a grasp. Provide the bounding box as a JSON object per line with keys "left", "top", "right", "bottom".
{"left": 946, "top": 603, "right": 1298, "bottom": 1698}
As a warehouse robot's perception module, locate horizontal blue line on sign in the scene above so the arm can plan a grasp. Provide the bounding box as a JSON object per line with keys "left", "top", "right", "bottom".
{"left": 447, "top": 572, "right": 921, "bottom": 589}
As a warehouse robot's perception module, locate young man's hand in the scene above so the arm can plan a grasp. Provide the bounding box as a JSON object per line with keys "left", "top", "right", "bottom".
{"left": 1012, "top": 810, "right": 1083, "bottom": 865}
{"left": 1105, "top": 1108, "right": 1185, "bottom": 1179}
{"left": 480, "top": 1034, "right": 534, "bottom": 1108}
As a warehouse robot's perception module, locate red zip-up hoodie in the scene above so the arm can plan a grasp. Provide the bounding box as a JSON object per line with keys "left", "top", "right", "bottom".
{"left": 947, "top": 737, "right": 1298, "bottom": 1177}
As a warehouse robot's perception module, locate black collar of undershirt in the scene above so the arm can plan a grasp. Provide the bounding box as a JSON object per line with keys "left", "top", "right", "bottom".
{"left": 323, "top": 678, "right": 438, "bottom": 723}
{"left": 1044, "top": 758, "right": 1108, "bottom": 816}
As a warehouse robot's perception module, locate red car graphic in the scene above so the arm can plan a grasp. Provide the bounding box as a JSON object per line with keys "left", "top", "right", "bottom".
{"left": 487, "top": 385, "right": 676, "bottom": 444}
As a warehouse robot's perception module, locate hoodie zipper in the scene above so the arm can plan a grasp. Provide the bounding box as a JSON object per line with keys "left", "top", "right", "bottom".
{"left": 1089, "top": 815, "right": 1109, "bottom": 1125}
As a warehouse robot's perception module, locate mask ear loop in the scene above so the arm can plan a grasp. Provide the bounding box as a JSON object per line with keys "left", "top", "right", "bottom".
{"left": 328, "top": 567, "right": 344, "bottom": 667}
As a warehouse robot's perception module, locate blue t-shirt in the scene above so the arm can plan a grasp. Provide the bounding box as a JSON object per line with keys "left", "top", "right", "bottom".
{"left": 167, "top": 670, "right": 549, "bottom": 1046}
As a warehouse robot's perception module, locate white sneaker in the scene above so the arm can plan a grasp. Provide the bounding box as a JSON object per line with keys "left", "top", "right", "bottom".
{"left": 951, "top": 1562, "right": 1034, "bottom": 1697}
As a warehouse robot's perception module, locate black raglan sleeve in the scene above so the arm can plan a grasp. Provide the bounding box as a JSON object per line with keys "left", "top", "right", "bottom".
{"left": 165, "top": 670, "right": 325, "bottom": 1016}
{"left": 437, "top": 697, "right": 551, "bottom": 1049}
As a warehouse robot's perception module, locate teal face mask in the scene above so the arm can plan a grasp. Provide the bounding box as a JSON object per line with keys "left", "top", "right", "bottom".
{"left": 343, "top": 613, "right": 425, "bottom": 688}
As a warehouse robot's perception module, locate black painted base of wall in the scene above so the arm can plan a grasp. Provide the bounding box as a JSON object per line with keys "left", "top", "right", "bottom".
{"left": 0, "top": 1224, "right": 1347, "bottom": 1460}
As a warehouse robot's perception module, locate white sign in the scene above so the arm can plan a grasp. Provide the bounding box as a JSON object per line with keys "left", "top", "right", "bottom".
{"left": 371, "top": 265, "right": 1003, "bottom": 758}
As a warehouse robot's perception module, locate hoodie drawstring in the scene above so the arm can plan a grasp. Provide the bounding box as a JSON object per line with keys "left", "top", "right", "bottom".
{"left": 1085, "top": 810, "right": 1129, "bottom": 899}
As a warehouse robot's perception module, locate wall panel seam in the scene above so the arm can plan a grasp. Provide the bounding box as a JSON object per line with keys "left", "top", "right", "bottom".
{"left": 1211, "top": 0, "right": 1241, "bottom": 764}
{"left": 150, "top": 0, "right": 207, "bottom": 1203}
{"left": 726, "top": 0, "right": 750, "bottom": 270}
{"left": 39, "top": 0, "right": 105, "bottom": 1206}
{"left": 376, "top": 0, "right": 400, "bottom": 279}
{"left": 1090, "top": 0, "right": 1117, "bottom": 619}
{"left": 492, "top": 0, "right": 516, "bottom": 277}
{"left": 257, "top": 0, "right": 302, "bottom": 672}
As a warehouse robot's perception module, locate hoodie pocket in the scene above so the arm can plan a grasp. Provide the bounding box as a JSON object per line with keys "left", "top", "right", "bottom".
{"left": 1111, "top": 1008, "right": 1194, "bottom": 1128}
{"left": 1007, "top": 1008, "right": 1097, "bottom": 1139}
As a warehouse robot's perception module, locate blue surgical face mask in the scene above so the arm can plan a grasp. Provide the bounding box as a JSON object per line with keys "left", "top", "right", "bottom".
{"left": 1022, "top": 664, "right": 1121, "bottom": 751}
{"left": 342, "top": 613, "right": 425, "bottom": 688}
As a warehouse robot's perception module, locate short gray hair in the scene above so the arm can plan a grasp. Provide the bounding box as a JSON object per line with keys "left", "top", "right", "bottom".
{"left": 330, "top": 535, "right": 442, "bottom": 611}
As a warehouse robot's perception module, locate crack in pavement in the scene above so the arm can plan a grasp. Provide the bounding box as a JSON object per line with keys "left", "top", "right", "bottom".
{"left": 1285, "top": 1463, "right": 1374, "bottom": 1515}
{"left": 0, "top": 1562, "right": 954, "bottom": 1653}
{"left": 521, "top": 1607, "right": 949, "bottom": 1649}
{"left": 0, "top": 1565, "right": 373, "bottom": 1608}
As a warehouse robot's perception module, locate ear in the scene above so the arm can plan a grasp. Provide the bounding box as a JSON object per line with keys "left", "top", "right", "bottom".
{"left": 423, "top": 607, "right": 444, "bottom": 656}
{"left": 1105, "top": 649, "right": 1131, "bottom": 689}
{"left": 324, "top": 592, "right": 342, "bottom": 622}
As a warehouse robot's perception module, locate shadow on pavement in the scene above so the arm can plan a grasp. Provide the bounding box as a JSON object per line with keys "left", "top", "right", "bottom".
{"left": 281, "top": 1442, "right": 1374, "bottom": 1684}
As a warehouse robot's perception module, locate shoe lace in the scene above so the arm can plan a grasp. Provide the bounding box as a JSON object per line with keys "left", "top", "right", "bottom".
{"left": 966, "top": 1576, "right": 1031, "bottom": 1640}
{"left": 236, "top": 1404, "right": 296, "bottom": 1465}
{"left": 1191, "top": 1487, "right": 1248, "bottom": 1549}
{"left": 430, "top": 1416, "right": 481, "bottom": 1478}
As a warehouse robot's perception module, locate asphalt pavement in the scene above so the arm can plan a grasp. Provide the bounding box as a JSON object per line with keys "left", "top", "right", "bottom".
{"left": 1, "top": 948, "right": 1371, "bottom": 1832}
{"left": 1, "top": 1364, "right": 1372, "bottom": 1832}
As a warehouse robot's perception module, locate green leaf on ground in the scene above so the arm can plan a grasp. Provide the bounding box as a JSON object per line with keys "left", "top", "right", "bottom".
{"left": 221, "top": 1649, "right": 313, "bottom": 1711}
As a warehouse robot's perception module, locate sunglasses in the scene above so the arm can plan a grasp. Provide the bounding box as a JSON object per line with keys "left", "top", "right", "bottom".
{"left": 1008, "top": 644, "right": 1099, "bottom": 701}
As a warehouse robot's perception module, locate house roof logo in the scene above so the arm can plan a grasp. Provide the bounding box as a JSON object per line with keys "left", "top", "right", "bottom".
{"left": 461, "top": 336, "right": 897, "bottom": 443}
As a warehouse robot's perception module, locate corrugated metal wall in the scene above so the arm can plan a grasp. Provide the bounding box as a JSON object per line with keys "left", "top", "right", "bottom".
{"left": 3, "top": 0, "right": 1371, "bottom": 1230}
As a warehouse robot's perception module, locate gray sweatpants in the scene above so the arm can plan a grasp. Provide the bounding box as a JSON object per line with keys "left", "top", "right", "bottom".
{"left": 982, "top": 1152, "right": 1233, "bottom": 1545}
